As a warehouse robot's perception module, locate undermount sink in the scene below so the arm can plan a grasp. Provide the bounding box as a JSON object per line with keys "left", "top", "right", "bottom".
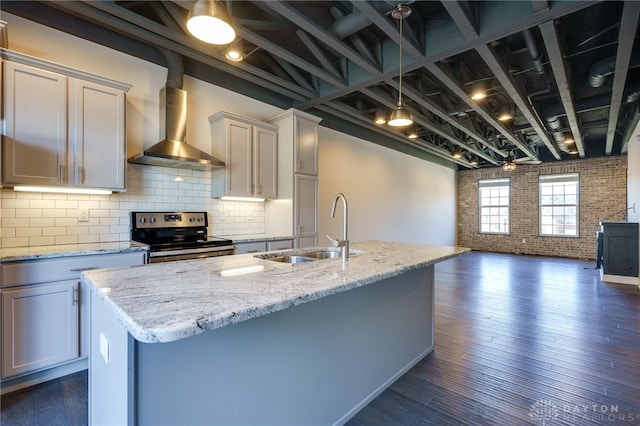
{"left": 298, "top": 250, "right": 342, "bottom": 259}
{"left": 266, "top": 255, "right": 316, "bottom": 264}
{"left": 256, "top": 248, "right": 362, "bottom": 264}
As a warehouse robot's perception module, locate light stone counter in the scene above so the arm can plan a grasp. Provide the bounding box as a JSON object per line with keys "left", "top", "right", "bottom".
{"left": 82, "top": 241, "right": 469, "bottom": 344}
{"left": 0, "top": 241, "right": 149, "bottom": 262}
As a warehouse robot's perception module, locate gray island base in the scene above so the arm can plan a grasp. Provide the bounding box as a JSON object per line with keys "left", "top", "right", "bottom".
{"left": 84, "top": 241, "right": 469, "bottom": 425}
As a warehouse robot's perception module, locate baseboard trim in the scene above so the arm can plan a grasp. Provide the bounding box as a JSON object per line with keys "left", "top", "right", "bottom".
{"left": 1, "top": 359, "right": 88, "bottom": 395}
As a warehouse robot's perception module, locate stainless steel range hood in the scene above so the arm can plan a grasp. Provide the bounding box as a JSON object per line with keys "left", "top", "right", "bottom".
{"left": 128, "top": 84, "right": 225, "bottom": 171}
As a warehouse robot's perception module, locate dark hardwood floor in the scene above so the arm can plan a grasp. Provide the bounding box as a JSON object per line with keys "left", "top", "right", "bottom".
{"left": 348, "top": 252, "right": 640, "bottom": 425}
{"left": 1, "top": 369, "right": 87, "bottom": 426}
{"left": 2, "top": 252, "right": 639, "bottom": 425}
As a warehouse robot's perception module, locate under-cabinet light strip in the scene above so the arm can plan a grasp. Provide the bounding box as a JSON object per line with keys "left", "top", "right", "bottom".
{"left": 14, "top": 186, "right": 113, "bottom": 195}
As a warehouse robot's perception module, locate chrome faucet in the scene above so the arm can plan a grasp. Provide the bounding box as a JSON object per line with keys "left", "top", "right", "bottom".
{"left": 328, "top": 193, "right": 349, "bottom": 260}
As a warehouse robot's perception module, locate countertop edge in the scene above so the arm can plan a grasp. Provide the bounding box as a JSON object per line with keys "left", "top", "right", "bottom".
{"left": 1, "top": 243, "right": 149, "bottom": 262}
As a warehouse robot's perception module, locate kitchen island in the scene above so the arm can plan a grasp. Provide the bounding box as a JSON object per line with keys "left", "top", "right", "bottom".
{"left": 83, "top": 241, "right": 468, "bottom": 425}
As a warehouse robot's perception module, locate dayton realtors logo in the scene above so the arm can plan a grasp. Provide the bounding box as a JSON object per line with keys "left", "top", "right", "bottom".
{"left": 529, "top": 399, "right": 639, "bottom": 424}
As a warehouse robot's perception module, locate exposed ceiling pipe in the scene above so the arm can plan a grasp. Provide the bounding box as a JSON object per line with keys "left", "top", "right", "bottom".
{"left": 545, "top": 116, "right": 571, "bottom": 152}
{"left": 329, "top": 11, "right": 372, "bottom": 39}
{"left": 589, "top": 50, "right": 640, "bottom": 87}
{"left": 543, "top": 80, "right": 640, "bottom": 118}
{"left": 522, "top": 28, "right": 545, "bottom": 75}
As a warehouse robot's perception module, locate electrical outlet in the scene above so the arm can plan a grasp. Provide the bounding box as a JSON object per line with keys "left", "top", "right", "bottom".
{"left": 522, "top": 238, "right": 526, "bottom": 244}
{"left": 219, "top": 206, "right": 225, "bottom": 222}
{"left": 79, "top": 208, "right": 89, "bottom": 222}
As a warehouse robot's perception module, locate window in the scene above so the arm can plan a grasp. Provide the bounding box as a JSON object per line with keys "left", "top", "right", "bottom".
{"left": 479, "top": 178, "right": 510, "bottom": 234}
{"left": 539, "top": 173, "right": 579, "bottom": 237}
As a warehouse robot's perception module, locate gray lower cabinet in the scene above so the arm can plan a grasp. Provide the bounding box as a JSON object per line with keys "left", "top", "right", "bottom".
{"left": 1, "top": 281, "right": 79, "bottom": 378}
{"left": 234, "top": 239, "right": 293, "bottom": 254}
{"left": 0, "top": 251, "right": 146, "bottom": 387}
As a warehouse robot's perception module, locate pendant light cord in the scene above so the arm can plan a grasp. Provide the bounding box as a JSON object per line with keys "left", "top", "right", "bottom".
{"left": 398, "top": 11, "right": 403, "bottom": 105}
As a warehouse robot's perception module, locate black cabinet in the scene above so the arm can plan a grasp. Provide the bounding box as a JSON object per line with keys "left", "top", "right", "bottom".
{"left": 601, "top": 222, "right": 639, "bottom": 279}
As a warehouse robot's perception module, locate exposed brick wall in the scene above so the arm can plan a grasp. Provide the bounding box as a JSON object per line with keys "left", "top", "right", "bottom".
{"left": 457, "top": 156, "right": 628, "bottom": 260}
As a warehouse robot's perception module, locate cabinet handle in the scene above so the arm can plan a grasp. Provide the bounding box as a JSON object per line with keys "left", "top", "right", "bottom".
{"left": 256, "top": 184, "right": 262, "bottom": 195}
{"left": 70, "top": 267, "right": 100, "bottom": 272}
{"left": 59, "top": 164, "right": 64, "bottom": 183}
{"left": 78, "top": 167, "right": 85, "bottom": 184}
{"left": 72, "top": 286, "right": 79, "bottom": 305}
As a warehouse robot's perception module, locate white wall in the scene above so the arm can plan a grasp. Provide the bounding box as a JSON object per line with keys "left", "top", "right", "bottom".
{"left": 318, "top": 128, "right": 457, "bottom": 246}
{"left": 627, "top": 120, "right": 640, "bottom": 222}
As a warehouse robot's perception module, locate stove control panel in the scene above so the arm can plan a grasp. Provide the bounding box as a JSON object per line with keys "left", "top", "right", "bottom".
{"left": 132, "top": 212, "right": 208, "bottom": 229}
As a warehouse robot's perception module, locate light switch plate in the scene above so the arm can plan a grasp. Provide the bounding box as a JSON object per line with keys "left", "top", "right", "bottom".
{"left": 99, "top": 332, "right": 110, "bottom": 364}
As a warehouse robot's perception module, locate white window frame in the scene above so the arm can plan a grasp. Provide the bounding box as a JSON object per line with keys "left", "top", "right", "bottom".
{"left": 478, "top": 178, "right": 510, "bottom": 235}
{"left": 539, "top": 173, "right": 579, "bottom": 237}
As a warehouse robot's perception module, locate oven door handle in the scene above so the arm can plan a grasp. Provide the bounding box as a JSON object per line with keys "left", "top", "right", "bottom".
{"left": 149, "top": 245, "right": 235, "bottom": 257}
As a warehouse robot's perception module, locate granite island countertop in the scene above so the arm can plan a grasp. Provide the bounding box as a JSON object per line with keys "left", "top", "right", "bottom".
{"left": 0, "top": 241, "right": 149, "bottom": 262}
{"left": 82, "top": 241, "right": 469, "bottom": 344}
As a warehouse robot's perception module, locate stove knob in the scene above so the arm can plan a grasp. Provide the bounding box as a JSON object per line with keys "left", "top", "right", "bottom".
{"left": 149, "top": 217, "right": 156, "bottom": 223}
{"left": 139, "top": 217, "right": 146, "bottom": 223}
{"left": 197, "top": 217, "right": 204, "bottom": 222}
{"left": 189, "top": 217, "right": 196, "bottom": 223}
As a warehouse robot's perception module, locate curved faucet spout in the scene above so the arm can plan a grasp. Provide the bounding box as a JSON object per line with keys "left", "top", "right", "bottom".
{"left": 329, "top": 193, "right": 349, "bottom": 260}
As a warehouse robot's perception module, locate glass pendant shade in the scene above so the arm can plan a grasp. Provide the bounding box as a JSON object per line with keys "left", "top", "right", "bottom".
{"left": 502, "top": 154, "right": 517, "bottom": 171}
{"left": 388, "top": 103, "right": 413, "bottom": 127}
{"left": 452, "top": 147, "right": 462, "bottom": 159}
{"left": 187, "top": 0, "right": 236, "bottom": 45}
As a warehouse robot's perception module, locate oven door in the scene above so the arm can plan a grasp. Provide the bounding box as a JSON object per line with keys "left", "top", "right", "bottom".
{"left": 149, "top": 246, "right": 235, "bottom": 263}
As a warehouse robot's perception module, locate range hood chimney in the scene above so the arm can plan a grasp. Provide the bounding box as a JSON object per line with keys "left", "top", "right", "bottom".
{"left": 128, "top": 51, "right": 224, "bottom": 171}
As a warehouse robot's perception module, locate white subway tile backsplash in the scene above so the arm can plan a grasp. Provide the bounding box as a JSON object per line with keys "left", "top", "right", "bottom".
{"left": 30, "top": 236, "right": 55, "bottom": 246}
{"left": 54, "top": 235, "right": 78, "bottom": 245}
{"left": 1, "top": 165, "right": 266, "bottom": 249}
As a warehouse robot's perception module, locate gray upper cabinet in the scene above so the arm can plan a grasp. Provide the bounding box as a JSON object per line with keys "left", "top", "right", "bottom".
{"left": 294, "top": 115, "right": 318, "bottom": 176}
{"left": 70, "top": 78, "right": 126, "bottom": 190}
{"left": 210, "top": 112, "right": 278, "bottom": 199}
{"left": 3, "top": 60, "right": 67, "bottom": 186}
{"left": 1, "top": 50, "right": 130, "bottom": 190}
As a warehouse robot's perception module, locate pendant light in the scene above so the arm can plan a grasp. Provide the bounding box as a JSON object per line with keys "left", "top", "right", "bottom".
{"left": 187, "top": 0, "right": 236, "bottom": 45}
{"left": 502, "top": 152, "right": 517, "bottom": 171}
{"left": 388, "top": 5, "right": 413, "bottom": 127}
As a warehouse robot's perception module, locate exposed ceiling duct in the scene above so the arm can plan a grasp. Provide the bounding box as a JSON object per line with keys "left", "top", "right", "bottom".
{"left": 128, "top": 50, "right": 225, "bottom": 171}
{"left": 589, "top": 51, "right": 640, "bottom": 88}
{"left": 523, "top": 28, "right": 546, "bottom": 75}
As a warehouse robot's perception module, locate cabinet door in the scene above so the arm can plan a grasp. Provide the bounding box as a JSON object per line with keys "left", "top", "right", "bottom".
{"left": 234, "top": 241, "right": 267, "bottom": 254}
{"left": 225, "top": 119, "right": 253, "bottom": 197}
{"left": 294, "top": 116, "right": 318, "bottom": 175}
{"left": 253, "top": 125, "right": 278, "bottom": 199}
{"left": 70, "top": 79, "right": 126, "bottom": 190}
{"left": 2, "top": 61, "right": 67, "bottom": 185}
{"left": 295, "top": 174, "right": 318, "bottom": 242}
{"left": 267, "top": 240, "right": 293, "bottom": 251}
{"left": 1, "top": 281, "right": 79, "bottom": 378}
